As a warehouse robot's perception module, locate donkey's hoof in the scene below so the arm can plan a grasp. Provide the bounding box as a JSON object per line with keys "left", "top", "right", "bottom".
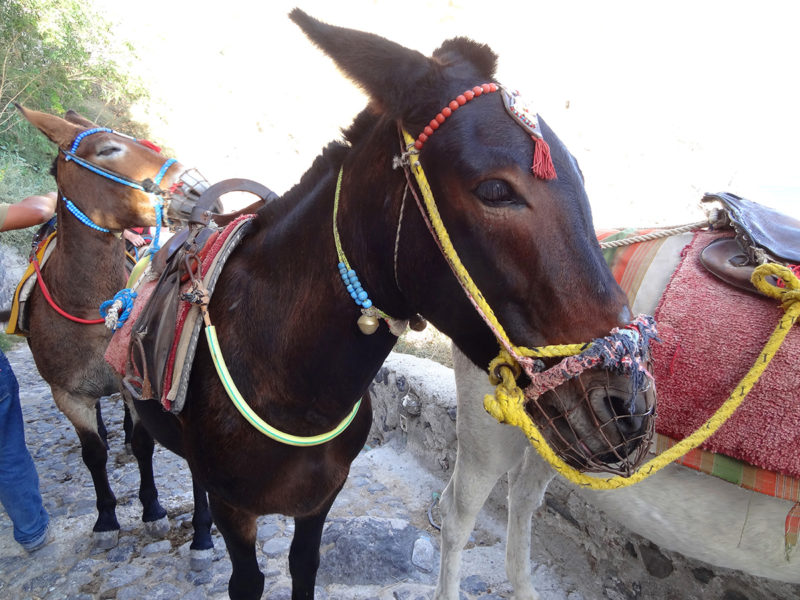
{"left": 92, "top": 529, "right": 119, "bottom": 550}
{"left": 190, "top": 548, "right": 214, "bottom": 571}
{"left": 145, "top": 516, "right": 170, "bottom": 538}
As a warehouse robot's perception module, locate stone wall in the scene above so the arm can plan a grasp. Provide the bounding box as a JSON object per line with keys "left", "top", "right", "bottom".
{"left": 368, "top": 352, "right": 459, "bottom": 476}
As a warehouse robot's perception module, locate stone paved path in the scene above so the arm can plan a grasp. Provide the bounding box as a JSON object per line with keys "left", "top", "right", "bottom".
{"left": 0, "top": 343, "right": 463, "bottom": 600}
{"left": 2, "top": 342, "right": 799, "bottom": 600}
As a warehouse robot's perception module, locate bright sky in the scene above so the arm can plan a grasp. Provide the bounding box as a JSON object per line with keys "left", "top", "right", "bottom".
{"left": 91, "top": 0, "right": 799, "bottom": 225}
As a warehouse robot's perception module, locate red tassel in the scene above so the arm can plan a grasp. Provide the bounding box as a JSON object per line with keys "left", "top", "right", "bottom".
{"left": 137, "top": 139, "right": 162, "bottom": 153}
{"left": 532, "top": 136, "right": 556, "bottom": 180}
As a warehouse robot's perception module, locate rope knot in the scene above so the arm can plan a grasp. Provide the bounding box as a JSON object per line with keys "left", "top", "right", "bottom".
{"left": 100, "top": 288, "right": 137, "bottom": 331}
{"left": 484, "top": 350, "right": 526, "bottom": 425}
{"left": 488, "top": 349, "right": 521, "bottom": 385}
{"left": 581, "top": 314, "right": 659, "bottom": 405}
{"left": 752, "top": 263, "right": 800, "bottom": 313}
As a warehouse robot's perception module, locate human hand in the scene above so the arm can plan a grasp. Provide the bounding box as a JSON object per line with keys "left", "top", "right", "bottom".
{"left": 123, "top": 230, "right": 147, "bottom": 247}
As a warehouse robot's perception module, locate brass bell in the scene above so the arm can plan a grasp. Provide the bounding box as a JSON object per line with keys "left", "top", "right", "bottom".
{"left": 409, "top": 314, "right": 428, "bottom": 332}
{"left": 357, "top": 314, "right": 379, "bottom": 335}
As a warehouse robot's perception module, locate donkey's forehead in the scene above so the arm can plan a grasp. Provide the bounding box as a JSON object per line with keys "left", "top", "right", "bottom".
{"left": 451, "top": 123, "right": 535, "bottom": 177}
{"left": 69, "top": 127, "right": 158, "bottom": 159}
{"left": 422, "top": 92, "right": 535, "bottom": 168}
{"left": 425, "top": 100, "right": 584, "bottom": 193}
{"left": 418, "top": 83, "right": 543, "bottom": 146}
{"left": 70, "top": 127, "right": 114, "bottom": 153}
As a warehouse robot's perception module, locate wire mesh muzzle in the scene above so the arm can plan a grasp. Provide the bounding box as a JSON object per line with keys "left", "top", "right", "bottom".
{"left": 165, "top": 168, "right": 213, "bottom": 225}
{"left": 525, "top": 365, "right": 656, "bottom": 477}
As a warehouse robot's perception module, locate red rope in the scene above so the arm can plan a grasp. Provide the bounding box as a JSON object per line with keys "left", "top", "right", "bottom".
{"left": 31, "top": 257, "right": 105, "bottom": 325}
{"left": 777, "top": 264, "right": 800, "bottom": 288}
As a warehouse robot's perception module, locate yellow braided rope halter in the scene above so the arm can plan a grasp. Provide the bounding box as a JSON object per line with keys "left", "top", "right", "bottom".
{"left": 401, "top": 128, "right": 799, "bottom": 488}
{"left": 484, "top": 263, "right": 800, "bottom": 489}
{"left": 400, "top": 129, "right": 587, "bottom": 363}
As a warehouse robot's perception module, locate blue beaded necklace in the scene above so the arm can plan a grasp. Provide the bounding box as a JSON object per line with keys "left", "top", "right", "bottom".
{"left": 332, "top": 167, "right": 393, "bottom": 335}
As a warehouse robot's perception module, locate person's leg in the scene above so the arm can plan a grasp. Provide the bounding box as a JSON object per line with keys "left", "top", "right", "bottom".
{"left": 0, "top": 349, "right": 49, "bottom": 550}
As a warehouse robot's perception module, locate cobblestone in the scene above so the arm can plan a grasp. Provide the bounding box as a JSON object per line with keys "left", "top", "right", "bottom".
{"left": 0, "top": 344, "right": 458, "bottom": 599}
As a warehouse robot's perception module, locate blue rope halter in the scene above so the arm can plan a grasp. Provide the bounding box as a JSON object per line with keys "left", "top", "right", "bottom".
{"left": 63, "top": 198, "right": 110, "bottom": 232}
{"left": 58, "top": 126, "right": 183, "bottom": 332}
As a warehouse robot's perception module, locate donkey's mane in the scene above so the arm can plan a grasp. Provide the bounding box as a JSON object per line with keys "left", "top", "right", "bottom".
{"left": 254, "top": 139, "right": 348, "bottom": 229}
{"left": 254, "top": 102, "right": 393, "bottom": 230}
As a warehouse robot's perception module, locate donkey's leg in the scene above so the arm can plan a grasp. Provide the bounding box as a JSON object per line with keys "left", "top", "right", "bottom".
{"left": 289, "top": 490, "right": 340, "bottom": 600}
{"left": 189, "top": 478, "right": 215, "bottom": 571}
{"left": 505, "top": 449, "right": 555, "bottom": 600}
{"left": 53, "top": 387, "right": 120, "bottom": 549}
{"left": 209, "top": 493, "right": 263, "bottom": 600}
{"left": 434, "top": 346, "right": 530, "bottom": 600}
{"left": 122, "top": 401, "right": 133, "bottom": 454}
{"left": 95, "top": 402, "right": 109, "bottom": 448}
{"left": 434, "top": 446, "right": 510, "bottom": 600}
{"left": 127, "top": 412, "right": 169, "bottom": 537}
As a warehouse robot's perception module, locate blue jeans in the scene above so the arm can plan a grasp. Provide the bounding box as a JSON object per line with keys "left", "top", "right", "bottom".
{"left": 0, "top": 348, "right": 49, "bottom": 549}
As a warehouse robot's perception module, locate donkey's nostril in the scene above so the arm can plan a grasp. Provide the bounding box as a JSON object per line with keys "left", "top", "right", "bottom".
{"left": 605, "top": 392, "right": 647, "bottom": 437}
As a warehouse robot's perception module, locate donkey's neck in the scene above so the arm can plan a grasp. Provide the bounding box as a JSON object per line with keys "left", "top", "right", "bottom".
{"left": 208, "top": 162, "right": 401, "bottom": 419}
{"left": 49, "top": 206, "right": 128, "bottom": 302}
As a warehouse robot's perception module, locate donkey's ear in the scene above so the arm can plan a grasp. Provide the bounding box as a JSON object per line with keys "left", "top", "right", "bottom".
{"left": 15, "top": 104, "right": 82, "bottom": 149}
{"left": 64, "top": 110, "right": 96, "bottom": 128}
{"left": 289, "top": 9, "right": 432, "bottom": 117}
{"left": 433, "top": 38, "right": 498, "bottom": 81}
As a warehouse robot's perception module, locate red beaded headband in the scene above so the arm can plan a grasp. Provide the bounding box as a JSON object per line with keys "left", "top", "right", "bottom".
{"left": 412, "top": 82, "right": 556, "bottom": 180}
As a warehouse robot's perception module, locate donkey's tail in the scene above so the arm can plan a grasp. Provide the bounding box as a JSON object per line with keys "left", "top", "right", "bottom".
{"left": 0, "top": 308, "right": 11, "bottom": 323}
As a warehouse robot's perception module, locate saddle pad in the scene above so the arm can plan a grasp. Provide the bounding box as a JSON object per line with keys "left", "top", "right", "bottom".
{"left": 104, "top": 215, "right": 254, "bottom": 412}
{"left": 104, "top": 277, "right": 158, "bottom": 375}
{"left": 652, "top": 230, "right": 800, "bottom": 479}
{"left": 162, "top": 215, "right": 254, "bottom": 412}
{"left": 5, "top": 232, "right": 57, "bottom": 337}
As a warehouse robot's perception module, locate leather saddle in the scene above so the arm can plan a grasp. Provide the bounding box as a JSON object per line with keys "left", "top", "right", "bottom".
{"left": 124, "top": 178, "right": 278, "bottom": 404}
{"left": 700, "top": 192, "right": 800, "bottom": 294}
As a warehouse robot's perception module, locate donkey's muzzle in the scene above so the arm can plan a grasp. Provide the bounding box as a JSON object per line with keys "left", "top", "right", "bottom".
{"left": 526, "top": 370, "right": 656, "bottom": 477}
{"left": 164, "top": 168, "right": 213, "bottom": 225}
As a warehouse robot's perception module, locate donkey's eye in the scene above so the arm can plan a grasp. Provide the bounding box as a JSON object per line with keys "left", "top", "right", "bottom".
{"left": 96, "top": 145, "right": 122, "bottom": 158}
{"left": 474, "top": 179, "right": 515, "bottom": 205}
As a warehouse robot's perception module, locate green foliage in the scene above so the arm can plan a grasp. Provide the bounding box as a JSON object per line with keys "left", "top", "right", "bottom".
{"left": 0, "top": 152, "right": 54, "bottom": 255}
{"left": 0, "top": 0, "right": 151, "bottom": 167}
{"left": 0, "top": 0, "right": 153, "bottom": 254}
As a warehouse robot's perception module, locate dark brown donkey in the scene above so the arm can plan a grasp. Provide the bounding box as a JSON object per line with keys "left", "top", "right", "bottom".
{"left": 130, "top": 9, "right": 655, "bottom": 600}
{"left": 14, "top": 106, "right": 211, "bottom": 550}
